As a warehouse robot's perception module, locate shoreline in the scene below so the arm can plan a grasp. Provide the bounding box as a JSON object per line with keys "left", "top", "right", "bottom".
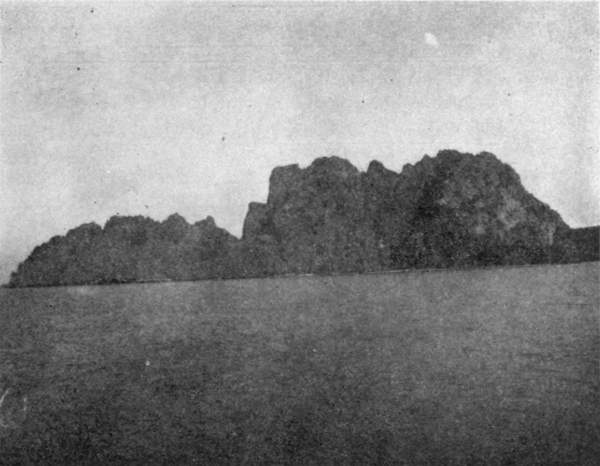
{"left": 4, "top": 259, "right": 598, "bottom": 290}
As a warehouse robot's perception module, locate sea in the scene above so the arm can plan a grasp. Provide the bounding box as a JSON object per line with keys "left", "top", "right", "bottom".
{"left": 0, "top": 262, "right": 598, "bottom": 464}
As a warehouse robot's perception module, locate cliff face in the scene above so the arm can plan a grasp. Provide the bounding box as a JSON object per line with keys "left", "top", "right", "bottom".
{"left": 383, "top": 151, "right": 573, "bottom": 267}
{"left": 242, "top": 150, "right": 575, "bottom": 273}
{"left": 243, "top": 157, "right": 381, "bottom": 273}
{"left": 8, "top": 150, "right": 597, "bottom": 287}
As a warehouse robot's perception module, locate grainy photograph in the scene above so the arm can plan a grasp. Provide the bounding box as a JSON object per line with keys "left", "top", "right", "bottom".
{"left": 1, "top": 1, "right": 599, "bottom": 464}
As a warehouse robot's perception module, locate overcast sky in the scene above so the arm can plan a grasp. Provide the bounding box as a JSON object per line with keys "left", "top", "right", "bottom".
{"left": 1, "top": 2, "right": 598, "bottom": 282}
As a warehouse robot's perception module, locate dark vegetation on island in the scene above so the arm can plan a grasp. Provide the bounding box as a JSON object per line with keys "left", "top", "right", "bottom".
{"left": 8, "top": 150, "right": 599, "bottom": 287}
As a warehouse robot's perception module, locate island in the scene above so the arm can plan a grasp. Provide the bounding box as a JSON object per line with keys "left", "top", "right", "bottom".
{"left": 8, "top": 150, "right": 599, "bottom": 287}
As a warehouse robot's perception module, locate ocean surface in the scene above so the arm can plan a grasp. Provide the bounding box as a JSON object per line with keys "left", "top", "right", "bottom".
{"left": 0, "top": 262, "right": 598, "bottom": 464}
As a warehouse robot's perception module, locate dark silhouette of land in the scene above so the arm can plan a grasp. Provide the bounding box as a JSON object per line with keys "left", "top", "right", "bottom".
{"left": 8, "top": 150, "right": 599, "bottom": 287}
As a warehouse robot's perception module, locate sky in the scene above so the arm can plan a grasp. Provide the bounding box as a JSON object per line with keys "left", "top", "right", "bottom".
{"left": 1, "top": 1, "right": 598, "bottom": 282}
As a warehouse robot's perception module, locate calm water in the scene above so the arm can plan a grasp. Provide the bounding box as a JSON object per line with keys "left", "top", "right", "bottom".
{"left": 0, "top": 263, "right": 598, "bottom": 464}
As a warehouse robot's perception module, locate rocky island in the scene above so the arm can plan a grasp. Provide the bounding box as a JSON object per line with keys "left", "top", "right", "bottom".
{"left": 8, "top": 150, "right": 599, "bottom": 287}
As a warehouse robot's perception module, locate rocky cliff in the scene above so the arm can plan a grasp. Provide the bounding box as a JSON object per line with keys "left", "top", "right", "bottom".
{"left": 8, "top": 150, "right": 597, "bottom": 287}
{"left": 242, "top": 150, "right": 579, "bottom": 273}
{"left": 8, "top": 214, "right": 236, "bottom": 287}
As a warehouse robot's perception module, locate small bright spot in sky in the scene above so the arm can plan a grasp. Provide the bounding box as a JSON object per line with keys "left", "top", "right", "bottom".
{"left": 425, "top": 32, "right": 439, "bottom": 48}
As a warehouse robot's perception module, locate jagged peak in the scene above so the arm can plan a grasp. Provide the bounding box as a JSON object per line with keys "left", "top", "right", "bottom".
{"left": 308, "top": 156, "right": 359, "bottom": 176}
{"left": 367, "top": 160, "right": 387, "bottom": 174}
{"left": 270, "top": 163, "right": 300, "bottom": 179}
{"left": 269, "top": 157, "right": 360, "bottom": 188}
{"left": 436, "top": 149, "right": 472, "bottom": 160}
{"left": 403, "top": 150, "right": 508, "bottom": 176}
{"left": 433, "top": 149, "right": 505, "bottom": 168}
{"left": 194, "top": 215, "right": 216, "bottom": 228}
{"left": 162, "top": 213, "right": 189, "bottom": 226}
{"left": 366, "top": 160, "right": 398, "bottom": 187}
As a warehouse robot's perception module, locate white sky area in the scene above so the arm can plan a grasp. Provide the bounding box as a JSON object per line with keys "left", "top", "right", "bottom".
{"left": 1, "top": 2, "right": 598, "bottom": 282}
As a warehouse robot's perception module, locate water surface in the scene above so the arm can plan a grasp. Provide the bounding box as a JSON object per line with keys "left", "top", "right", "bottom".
{"left": 1, "top": 263, "right": 598, "bottom": 464}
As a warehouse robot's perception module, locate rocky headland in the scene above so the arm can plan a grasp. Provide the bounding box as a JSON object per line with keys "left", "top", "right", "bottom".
{"left": 8, "top": 150, "right": 599, "bottom": 287}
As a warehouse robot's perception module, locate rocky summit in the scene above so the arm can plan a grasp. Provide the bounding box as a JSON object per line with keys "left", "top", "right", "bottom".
{"left": 8, "top": 150, "right": 598, "bottom": 287}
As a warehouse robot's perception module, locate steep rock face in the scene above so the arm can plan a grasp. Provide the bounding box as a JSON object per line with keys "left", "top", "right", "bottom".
{"left": 385, "top": 151, "right": 572, "bottom": 267}
{"left": 243, "top": 157, "right": 381, "bottom": 273}
{"left": 243, "top": 150, "right": 574, "bottom": 273}
{"left": 8, "top": 214, "right": 237, "bottom": 287}
{"left": 242, "top": 202, "right": 270, "bottom": 239}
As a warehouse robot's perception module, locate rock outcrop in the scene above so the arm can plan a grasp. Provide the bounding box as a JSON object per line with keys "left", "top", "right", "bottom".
{"left": 241, "top": 150, "right": 579, "bottom": 273}
{"left": 8, "top": 214, "right": 236, "bottom": 287}
{"left": 8, "top": 150, "right": 598, "bottom": 287}
{"left": 243, "top": 157, "right": 381, "bottom": 274}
